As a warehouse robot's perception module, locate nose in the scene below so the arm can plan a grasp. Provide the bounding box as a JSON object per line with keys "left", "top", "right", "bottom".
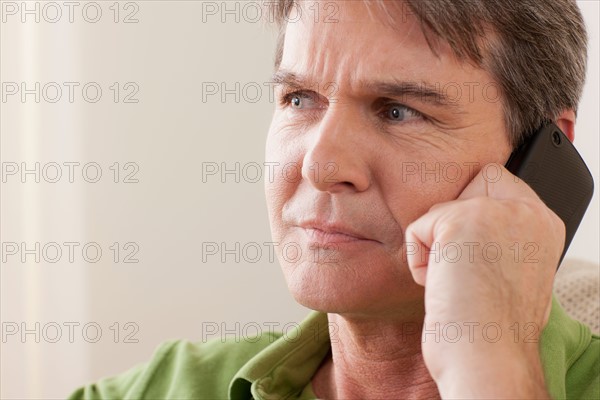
{"left": 301, "top": 104, "right": 371, "bottom": 193}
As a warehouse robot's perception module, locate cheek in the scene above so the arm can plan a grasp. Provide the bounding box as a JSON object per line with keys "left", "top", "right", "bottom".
{"left": 378, "top": 159, "right": 479, "bottom": 227}
{"left": 264, "top": 132, "right": 300, "bottom": 239}
{"left": 265, "top": 180, "right": 287, "bottom": 222}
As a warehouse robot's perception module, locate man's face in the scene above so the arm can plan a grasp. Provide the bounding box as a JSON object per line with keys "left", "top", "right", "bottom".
{"left": 265, "top": 1, "right": 512, "bottom": 317}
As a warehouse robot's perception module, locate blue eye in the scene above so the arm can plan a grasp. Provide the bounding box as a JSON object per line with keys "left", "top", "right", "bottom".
{"left": 388, "top": 106, "right": 404, "bottom": 120}
{"left": 279, "top": 90, "right": 320, "bottom": 110}
{"left": 381, "top": 103, "right": 422, "bottom": 123}
{"left": 291, "top": 96, "right": 302, "bottom": 108}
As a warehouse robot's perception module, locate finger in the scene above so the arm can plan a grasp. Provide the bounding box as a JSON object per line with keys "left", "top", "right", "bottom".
{"left": 457, "top": 163, "right": 540, "bottom": 201}
{"left": 404, "top": 203, "right": 452, "bottom": 286}
{"left": 459, "top": 163, "right": 566, "bottom": 254}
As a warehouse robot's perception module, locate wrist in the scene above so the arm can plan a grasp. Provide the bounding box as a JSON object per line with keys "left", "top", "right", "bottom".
{"left": 434, "top": 346, "right": 550, "bottom": 399}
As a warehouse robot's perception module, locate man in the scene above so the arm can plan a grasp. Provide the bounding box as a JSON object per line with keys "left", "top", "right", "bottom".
{"left": 69, "top": 0, "right": 599, "bottom": 398}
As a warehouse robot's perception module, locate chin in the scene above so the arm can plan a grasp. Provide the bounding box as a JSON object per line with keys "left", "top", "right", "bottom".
{"left": 281, "top": 257, "right": 422, "bottom": 315}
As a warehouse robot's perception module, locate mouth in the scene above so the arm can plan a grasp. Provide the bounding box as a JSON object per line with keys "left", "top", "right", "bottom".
{"left": 297, "top": 221, "right": 380, "bottom": 246}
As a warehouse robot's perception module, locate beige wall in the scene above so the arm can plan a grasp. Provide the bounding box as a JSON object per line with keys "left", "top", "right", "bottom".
{"left": 1, "top": 1, "right": 598, "bottom": 398}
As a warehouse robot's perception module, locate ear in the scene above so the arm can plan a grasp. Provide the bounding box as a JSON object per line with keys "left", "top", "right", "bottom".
{"left": 555, "top": 109, "right": 576, "bottom": 143}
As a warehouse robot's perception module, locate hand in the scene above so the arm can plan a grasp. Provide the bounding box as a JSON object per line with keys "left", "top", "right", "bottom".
{"left": 404, "top": 163, "right": 565, "bottom": 399}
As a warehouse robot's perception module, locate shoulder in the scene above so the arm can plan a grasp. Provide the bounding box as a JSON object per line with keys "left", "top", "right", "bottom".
{"left": 565, "top": 332, "right": 600, "bottom": 400}
{"left": 67, "top": 332, "right": 283, "bottom": 400}
{"left": 161, "top": 330, "right": 284, "bottom": 373}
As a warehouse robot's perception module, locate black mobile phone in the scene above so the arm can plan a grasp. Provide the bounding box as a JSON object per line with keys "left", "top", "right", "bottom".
{"left": 504, "top": 121, "right": 594, "bottom": 266}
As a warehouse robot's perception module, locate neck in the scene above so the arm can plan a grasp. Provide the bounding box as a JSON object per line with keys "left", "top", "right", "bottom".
{"left": 311, "top": 308, "right": 441, "bottom": 400}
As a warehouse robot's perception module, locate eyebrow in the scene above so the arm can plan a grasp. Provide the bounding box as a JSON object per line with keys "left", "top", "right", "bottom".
{"left": 271, "top": 69, "right": 464, "bottom": 111}
{"left": 271, "top": 69, "right": 318, "bottom": 90}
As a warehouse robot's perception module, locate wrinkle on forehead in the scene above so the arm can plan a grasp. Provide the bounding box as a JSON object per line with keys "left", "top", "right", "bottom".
{"left": 279, "top": 0, "right": 459, "bottom": 92}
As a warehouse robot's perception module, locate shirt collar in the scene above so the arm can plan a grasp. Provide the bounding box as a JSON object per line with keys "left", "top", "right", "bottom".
{"left": 228, "top": 295, "right": 589, "bottom": 399}
{"left": 228, "top": 310, "right": 330, "bottom": 400}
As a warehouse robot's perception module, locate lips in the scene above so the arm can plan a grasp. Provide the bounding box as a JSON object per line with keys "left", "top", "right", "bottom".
{"left": 297, "top": 220, "right": 379, "bottom": 244}
{"left": 282, "top": 191, "right": 387, "bottom": 246}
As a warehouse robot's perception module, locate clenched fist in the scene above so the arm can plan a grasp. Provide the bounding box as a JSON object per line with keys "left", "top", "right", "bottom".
{"left": 405, "top": 163, "right": 565, "bottom": 399}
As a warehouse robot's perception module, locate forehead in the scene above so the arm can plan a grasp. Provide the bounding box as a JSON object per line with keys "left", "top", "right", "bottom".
{"left": 279, "top": 0, "right": 486, "bottom": 91}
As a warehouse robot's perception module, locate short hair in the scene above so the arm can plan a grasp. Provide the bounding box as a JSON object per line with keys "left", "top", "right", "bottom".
{"left": 266, "top": 0, "right": 588, "bottom": 148}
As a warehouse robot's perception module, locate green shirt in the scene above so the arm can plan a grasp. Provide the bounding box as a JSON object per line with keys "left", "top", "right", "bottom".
{"left": 68, "top": 296, "right": 599, "bottom": 399}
